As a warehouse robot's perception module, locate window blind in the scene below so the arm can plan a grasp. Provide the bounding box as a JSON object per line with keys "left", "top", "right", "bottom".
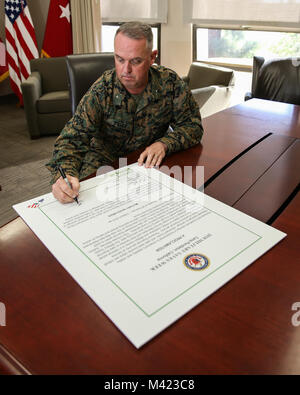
{"left": 183, "top": 0, "right": 300, "bottom": 30}
{"left": 101, "top": 0, "right": 168, "bottom": 24}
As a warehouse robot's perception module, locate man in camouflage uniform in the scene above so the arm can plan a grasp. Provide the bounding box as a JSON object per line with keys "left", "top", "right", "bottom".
{"left": 47, "top": 21, "right": 203, "bottom": 203}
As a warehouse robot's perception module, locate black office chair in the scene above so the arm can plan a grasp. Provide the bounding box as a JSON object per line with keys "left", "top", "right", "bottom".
{"left": 245, "top": 56, "right": 300, "bottom": 104}
{"left": 66, "top": 53, "right": 115, "bottom": 115}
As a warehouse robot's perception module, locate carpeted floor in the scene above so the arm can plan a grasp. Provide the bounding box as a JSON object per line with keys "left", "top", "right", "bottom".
{"left": 0, "top": 95, "right": 57, "bottom": 227}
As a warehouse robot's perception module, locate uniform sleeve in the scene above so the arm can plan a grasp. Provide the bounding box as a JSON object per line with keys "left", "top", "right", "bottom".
{"left": 157, "top": 78, "right": 203, "bottom": 154}
{"left": 45, "top": 88, "right": 103, "bottom": 184}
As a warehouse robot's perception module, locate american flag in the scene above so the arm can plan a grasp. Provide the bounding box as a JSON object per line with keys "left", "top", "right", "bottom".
{"left": 5, "top": 0, "right": 38, "bottom": 105}
{"left": 0, "top": 37, "right": 9, "bottom": 83}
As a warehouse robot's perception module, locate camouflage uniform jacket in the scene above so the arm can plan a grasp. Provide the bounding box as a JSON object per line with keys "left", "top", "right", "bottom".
{"left": 46, "top": 65, "right": 203, "bottom": 183}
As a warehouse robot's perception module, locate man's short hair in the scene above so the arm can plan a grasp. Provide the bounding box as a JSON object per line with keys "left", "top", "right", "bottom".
{"left": 115, "top": 21, "right": 153, "bottom": 50}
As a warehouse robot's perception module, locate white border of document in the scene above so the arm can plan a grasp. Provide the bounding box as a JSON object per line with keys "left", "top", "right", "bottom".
{"left": 13, "top": 164, "right": 286, "bottom": 348}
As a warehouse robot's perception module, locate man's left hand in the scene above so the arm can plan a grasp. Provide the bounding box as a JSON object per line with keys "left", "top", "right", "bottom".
{"left": 138, "top": 142, "right": 167, "bottom": 168}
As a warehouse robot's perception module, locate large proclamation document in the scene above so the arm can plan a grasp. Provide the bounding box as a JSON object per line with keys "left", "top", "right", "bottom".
{"left": 13, "top": 164, "right": 286, "bottom": 348}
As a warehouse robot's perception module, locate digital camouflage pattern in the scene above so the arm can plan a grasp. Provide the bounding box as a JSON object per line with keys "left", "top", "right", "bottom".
{"left": 46, "top": 65, "right": 203, "bottom": 183}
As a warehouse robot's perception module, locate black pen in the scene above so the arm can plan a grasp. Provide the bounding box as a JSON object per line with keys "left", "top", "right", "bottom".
{"left": 57, "top": 165, "right": 79, "bottom": 204}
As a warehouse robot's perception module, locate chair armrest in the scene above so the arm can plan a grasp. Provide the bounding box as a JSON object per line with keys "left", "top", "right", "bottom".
{"left": 192, "top": 85, "right": 233, "bottom": 118}
{"left": 244, "top": 92, "right": 253, "bottom": 101}
{"left": 191, "top": 86, "right": 216, "bottom": 108}
{"left": 22, "top": 71, "right": 42, "bottom": 102}
{"left": 21, "top": 71, "right": 42, "bottom": 139}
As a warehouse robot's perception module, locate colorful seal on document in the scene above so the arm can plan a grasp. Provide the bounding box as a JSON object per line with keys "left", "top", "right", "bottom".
{"left": 184, "top": 254, "right": 209, "bottom": 271}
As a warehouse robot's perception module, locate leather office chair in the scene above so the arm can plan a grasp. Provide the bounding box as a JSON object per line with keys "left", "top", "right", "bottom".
{"left": 245, "top": 56, "right": 300, "bottom": 104}
{"left": 183, "top": 62, "right": 235, "bottom": 118}
{"left": 22, "top": 57, "right": 72, "bottom": 139}
{"left": 66, "top": 53, "right": 115, "bottom": 115}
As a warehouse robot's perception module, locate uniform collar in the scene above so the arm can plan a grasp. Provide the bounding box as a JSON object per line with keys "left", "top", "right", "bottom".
{"left": 113, "top": 66, "right": 162, "bottom": 108}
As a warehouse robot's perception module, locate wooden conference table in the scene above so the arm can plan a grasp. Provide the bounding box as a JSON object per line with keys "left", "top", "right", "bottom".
{"left": 0, "top": 98, "right": 299, "bottom": 375}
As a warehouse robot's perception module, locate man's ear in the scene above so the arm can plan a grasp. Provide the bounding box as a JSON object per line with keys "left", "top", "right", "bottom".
{"left": 151, "top": 50, "right": 158, "bottom": 64}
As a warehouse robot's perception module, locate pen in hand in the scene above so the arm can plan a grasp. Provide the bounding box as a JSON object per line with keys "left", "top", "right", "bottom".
{"left": 57, "top": 165, "right": 79, "bottom": 204}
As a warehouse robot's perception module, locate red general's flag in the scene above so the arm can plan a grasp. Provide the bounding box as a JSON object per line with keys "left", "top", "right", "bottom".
{"left": 42, "top": 0, "right": 73, "bottom": 58}
{"left": 0, "top": 37, "right": 9, "bottom": 83}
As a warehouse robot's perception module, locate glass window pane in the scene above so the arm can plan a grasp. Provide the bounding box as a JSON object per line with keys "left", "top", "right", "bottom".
{"left": 195, "top": 28, "right": 300, "bottom": 65}
{"left": 101, "top": 25, "right": 119, "bottom": 52}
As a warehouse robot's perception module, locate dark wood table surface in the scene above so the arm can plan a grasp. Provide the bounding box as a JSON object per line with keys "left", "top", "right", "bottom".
{"left": 0, "top": 99, "right": 299, "bottom": 375}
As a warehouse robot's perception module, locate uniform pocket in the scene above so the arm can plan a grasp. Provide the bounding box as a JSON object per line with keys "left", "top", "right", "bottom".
{"left": 103, "top": 117, "right": 130, "bottom": 151}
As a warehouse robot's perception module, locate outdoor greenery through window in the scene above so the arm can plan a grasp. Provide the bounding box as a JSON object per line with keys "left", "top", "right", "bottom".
{"left": 194, "top": 27, "right": 300, "bottom": 67}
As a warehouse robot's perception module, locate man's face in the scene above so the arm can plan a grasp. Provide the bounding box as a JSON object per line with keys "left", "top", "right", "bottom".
{"left": 114, "top": 32, "right": 157, "bottom": 94}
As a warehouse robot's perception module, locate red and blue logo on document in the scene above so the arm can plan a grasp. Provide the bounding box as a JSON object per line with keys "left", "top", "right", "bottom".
{"left": 184, "top": 254, "right": 210, "bottom": 271}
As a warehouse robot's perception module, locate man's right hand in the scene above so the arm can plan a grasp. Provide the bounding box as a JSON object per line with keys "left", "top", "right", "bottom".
{"left": 52, "top": 175, "right": 80, "bottom": 204}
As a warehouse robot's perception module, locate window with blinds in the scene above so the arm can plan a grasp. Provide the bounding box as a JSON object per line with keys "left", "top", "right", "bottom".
{"left": 186, "top": 0, "right": 300, "bottom": 68}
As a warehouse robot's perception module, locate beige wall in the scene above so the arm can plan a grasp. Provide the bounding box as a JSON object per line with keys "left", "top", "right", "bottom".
{"left": 0, "top": 0, "right": 50, "bottom": 96}
{"left": 161, "top": 0, "right": 192, "bottom": 77}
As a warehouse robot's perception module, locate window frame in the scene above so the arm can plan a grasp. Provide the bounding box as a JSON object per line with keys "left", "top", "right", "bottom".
{"left": 101, "top": 22, "right": 161, "bottom": 65}
{"left": 192, "top": 24, "right": 300, "bottom": 71}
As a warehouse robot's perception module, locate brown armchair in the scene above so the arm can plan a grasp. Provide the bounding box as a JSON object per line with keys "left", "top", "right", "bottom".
{"left": 183, "top": 62, "right": 235, "bottom": 118}
{"left": 21, "top": 57, "right": 72, "bottom": 139}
